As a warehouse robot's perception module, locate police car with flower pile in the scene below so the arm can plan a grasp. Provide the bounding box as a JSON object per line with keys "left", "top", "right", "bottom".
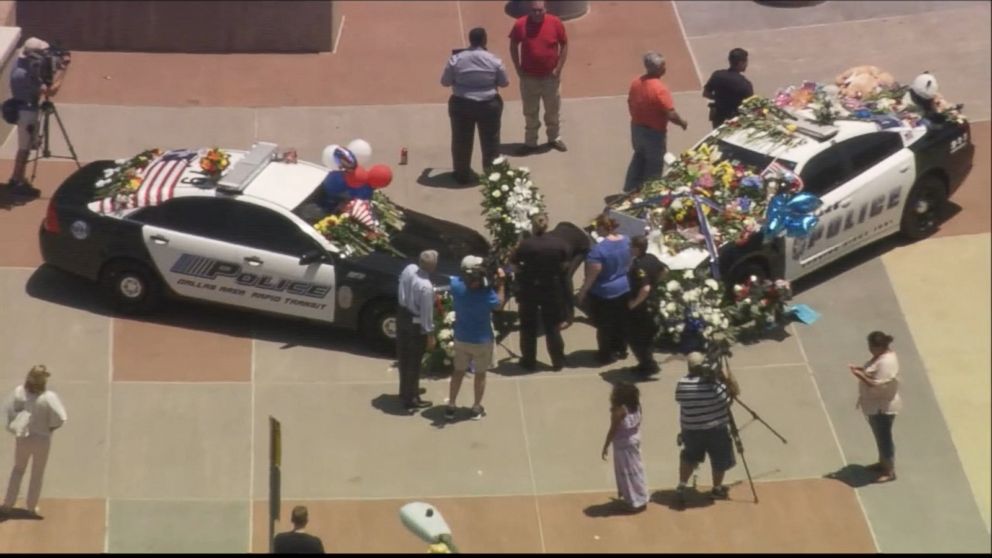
{"left": 38, "top": 142, "right": 489, "bottom": 352}
{"left": 610, "top": 75, "right": 974, "bottom": 286}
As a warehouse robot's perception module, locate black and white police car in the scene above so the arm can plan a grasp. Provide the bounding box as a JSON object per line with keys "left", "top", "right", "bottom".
{"left": 654, "top": 109, "right": 974, "bottom": 285}
{"left": 39, "top": 142, "right": 489, "bottom": 352}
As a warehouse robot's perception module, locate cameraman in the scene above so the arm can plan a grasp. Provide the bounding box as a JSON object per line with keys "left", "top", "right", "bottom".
{"left": 445, "top": 255, "right": 505, "bottom": 421}
{"left": 674, "top": 352, "right": 740, "bottom": 505}
{"left": 6, "top": 37, "right": 66, "bottom": 196}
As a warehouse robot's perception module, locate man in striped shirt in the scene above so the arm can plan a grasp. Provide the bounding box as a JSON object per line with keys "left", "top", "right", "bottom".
{"left": 674, "top": 352, "right": 738, "bottom": 502}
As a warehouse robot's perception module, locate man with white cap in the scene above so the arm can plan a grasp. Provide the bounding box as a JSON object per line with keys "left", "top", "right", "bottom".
{"left": 5, "top": 37, "right": 64, "bottom": 196}
{"left": 445, "top": 255, "right": 505, "bottom": 421}
{"left": 673, "top": 351, "right": 738, "bottom": 506}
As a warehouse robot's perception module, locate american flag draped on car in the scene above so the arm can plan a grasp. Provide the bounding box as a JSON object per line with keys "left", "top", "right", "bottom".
{"left": 95, "top": 150, "right": 195, "bottom": 213}
{"left": 342, "top": 199, "right": 378, "bottom": 228}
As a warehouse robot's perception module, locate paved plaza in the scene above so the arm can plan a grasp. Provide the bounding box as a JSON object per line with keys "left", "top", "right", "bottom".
{"left": 0, "top": 0, "right": 989, "bottom": 553}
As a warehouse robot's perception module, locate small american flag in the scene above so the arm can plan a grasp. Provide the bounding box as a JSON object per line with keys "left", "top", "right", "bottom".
{"left": 762, "top": 160, "right": 790, "bottom": 178}
{"left": 343, "top": 199, "right": 377, "bottom": 228}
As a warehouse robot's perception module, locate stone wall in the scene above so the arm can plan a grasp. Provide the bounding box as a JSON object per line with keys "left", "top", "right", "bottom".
{"left": 15, "top": 1, "right": 336, "bottom": 53}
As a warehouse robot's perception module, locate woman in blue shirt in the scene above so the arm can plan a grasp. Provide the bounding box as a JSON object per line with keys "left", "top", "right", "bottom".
{"left": 578, "top": 213, "right": 632, "bottom": 365}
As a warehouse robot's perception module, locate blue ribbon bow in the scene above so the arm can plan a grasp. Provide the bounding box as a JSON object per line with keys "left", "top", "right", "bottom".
{"left": 762, "top": 191, "right": 822, "bottom": 238}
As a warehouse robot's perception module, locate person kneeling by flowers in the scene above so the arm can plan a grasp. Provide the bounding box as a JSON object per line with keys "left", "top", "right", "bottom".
{"left": 445, "top": 256, "right": 506, "bottom": 422}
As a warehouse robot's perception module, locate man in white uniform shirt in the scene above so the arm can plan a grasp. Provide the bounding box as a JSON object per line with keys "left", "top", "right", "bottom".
{"left": 396, "top": 250, "right": 438, "bottom": 412}
{"left": 2, "top": 365, "right": 67, "bottom": 517}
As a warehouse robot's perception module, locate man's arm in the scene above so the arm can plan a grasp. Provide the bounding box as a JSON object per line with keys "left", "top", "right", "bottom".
{"left": 553, "top": 42, "right": 568, "bottom": 79}
{"left": 440, "top": 57, "right": 455, "bottom": 87}
{"left": 628, "top": 282, "right": 651, "bottom": 310}
{"left": 702, "top": 74, "right": 716, "bottom": 100}
{"left": 509, "top": 37, "right": 522, "bottom": 75}
{"left": 496, "top": 61, "right": 510, "bottom": 88}
{"left": 577, "top": 260, "right": 602, "bottom": 302}
{"left": 667, "top": 108, "right": 688, "bottom": 131}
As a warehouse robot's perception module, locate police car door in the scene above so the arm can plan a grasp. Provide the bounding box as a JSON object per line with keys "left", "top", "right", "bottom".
{"left": 785, "top": 132, "right": 911, "bottom": 279}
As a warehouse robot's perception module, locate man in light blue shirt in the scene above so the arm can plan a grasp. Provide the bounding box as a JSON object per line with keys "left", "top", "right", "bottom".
{"left": 445, "top": 256, "right": 505, "bottom": 422}
{"left": 396, "top": 250, "right": 438, "bottom": 412}
{"left": 441, "top": 27, "right": 510, "bottom": 185}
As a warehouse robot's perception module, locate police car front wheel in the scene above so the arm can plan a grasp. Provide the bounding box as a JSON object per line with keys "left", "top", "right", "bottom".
{"left": 900, "top": 175, "right": 947, "bottom": 240}
{"left": 100, "top": 260, "right": 163, "bottom": 314}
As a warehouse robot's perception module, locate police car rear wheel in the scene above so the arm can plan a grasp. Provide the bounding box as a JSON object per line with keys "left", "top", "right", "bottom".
{"left": 900, "top": 175, "right": 946, "bottom": 240}
{"left": 727, "top": 259, "right": 769, "bottom": 289}
{"left": 361, "top": 300, "right": 398, "bottom": 354}
{"left": 101, "top": 260, "right": 162, "bottom": 314}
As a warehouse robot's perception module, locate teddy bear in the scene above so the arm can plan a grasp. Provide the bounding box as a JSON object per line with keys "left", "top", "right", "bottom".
{"left": 835, "top": 65, "right": 896, "bottom": 99}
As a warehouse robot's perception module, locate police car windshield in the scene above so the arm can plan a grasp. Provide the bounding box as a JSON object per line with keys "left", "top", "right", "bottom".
{"left": 716, "top": 140, "right": 796, "bottom": 171}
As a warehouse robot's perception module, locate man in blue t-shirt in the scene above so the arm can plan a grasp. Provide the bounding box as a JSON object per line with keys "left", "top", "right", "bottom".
{"left": 445, "top": 255, "right": 505, "bottom": 421}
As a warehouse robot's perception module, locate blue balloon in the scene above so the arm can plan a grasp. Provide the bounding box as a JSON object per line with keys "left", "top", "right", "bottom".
{"left": 786, "top": 192, "right": 822, "bottom": 214}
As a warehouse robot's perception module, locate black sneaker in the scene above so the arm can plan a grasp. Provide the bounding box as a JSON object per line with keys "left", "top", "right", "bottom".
{"left": 519, "top": 359, "right": 537, "bottom": 371}
{"left": 709, "top": 485, "right": 730, "bottom": 500}
{"left": 674, "top": 485, "right": 687, "bottom": 509}
{"left": 406, "top": 398, "right": 432, "bottom": 411}
{"left": 444, "top": 406, "right": 457, "bottom": 421}
{"left": 470, "top": 405, "right": 486, "bottom": 421}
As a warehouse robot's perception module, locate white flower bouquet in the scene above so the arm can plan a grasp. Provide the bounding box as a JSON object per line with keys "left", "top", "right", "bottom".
{"left": 479, "top": 157, "right": 546, "bottom": 261}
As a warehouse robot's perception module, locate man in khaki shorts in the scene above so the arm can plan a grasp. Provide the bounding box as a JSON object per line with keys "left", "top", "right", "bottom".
{"left": 445, "top": 256, "right": 506, "bottom": 421}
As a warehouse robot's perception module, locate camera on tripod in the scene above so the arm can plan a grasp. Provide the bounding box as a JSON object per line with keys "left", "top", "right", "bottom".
{"left": 28, "top": 44, "right": 71, "bottom": 89}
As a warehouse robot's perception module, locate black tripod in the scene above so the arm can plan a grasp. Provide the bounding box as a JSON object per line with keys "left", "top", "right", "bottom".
{"left": 28, "top": 98, "right": 81, "bottom": 183}
{"left": 717, "top": 352, "right": 788, "bottom": 504}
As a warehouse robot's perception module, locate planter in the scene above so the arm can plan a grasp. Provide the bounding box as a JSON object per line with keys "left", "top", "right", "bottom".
{"left": 505, "top": 1, "right": 590, "bottom": 21}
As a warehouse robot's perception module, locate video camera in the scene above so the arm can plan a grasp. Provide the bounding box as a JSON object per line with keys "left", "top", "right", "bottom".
{"left": 28, "top": 44, "right": 71, "bottom": 88}
{"left": 462, "top": 254, "right": 505, "bottom": 290}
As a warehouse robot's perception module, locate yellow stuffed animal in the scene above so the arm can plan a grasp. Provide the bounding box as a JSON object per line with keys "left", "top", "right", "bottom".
{"left": 835, "top": 65, "right": 896, "bottom": 99}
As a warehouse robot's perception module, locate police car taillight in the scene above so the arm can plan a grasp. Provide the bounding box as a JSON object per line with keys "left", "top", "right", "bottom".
{"left": 43, "top": 199, "right": 61, "bottom": 233}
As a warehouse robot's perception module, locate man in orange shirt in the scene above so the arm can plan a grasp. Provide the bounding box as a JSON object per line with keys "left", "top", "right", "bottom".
{"left": 623, "top": 52, "right": 688, "bottom": 193}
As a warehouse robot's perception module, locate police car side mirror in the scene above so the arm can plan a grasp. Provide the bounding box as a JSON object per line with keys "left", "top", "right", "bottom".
{"left": 299, "top": 249, "right": 328, "bottom": 266}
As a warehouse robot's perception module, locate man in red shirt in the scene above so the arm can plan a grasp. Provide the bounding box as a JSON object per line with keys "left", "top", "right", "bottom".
{"left": 509, "top": 0, "right": 569, "bottom": 154}
{"left": 623, "top": 51, "right": 688, "bottom": 193}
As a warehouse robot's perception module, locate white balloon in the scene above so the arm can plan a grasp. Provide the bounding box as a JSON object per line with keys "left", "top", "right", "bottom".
{"left": 347, "top": 138, "right": 373, "bottom": 166}
{"left": 321, "top": 144, "right": 342, "bottom": 170}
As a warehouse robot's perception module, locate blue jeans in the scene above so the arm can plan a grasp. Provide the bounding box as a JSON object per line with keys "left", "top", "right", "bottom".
{"left": 623, "top": 124, "right": 667, "bottom": 193}
{"left": 867, "top": 413, "right": 896, "bottom": 461}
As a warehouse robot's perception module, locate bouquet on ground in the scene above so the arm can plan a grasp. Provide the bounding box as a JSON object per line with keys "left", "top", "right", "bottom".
{"left": 653, "top": 269, "right": 733, "bottom": 347}
{"left": 480, "top": 157, "right": 546, "bottom": 262}
{"left": 92, "top": 148, "right": 163, "bottom": 210}
{"left": 422, "top": 291, "right": 456, "bottom": 373}
{"left": 199, "top": 147, "right": 231, "bottom": 180}
{"left": 727, "top": 276, "right": 794, "bottom": 334}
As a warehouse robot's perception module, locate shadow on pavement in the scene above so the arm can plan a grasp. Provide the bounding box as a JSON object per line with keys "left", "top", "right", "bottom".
{"left": 498, "top": 142, "right": 552, "bottom": 157}
{"left": 416, "top": 167, "right": 477, "bottom": 189}
{"left": 583, "top": 499, "right": 646, "bottom": 518}
{"left": 0, "top": 186, "right": 41, "bottom": 210}
{"left": 0, "top": 507, "right": 44, "bottom": 522}
{"left": 599, "top": 366, "right": 660, "bottom": 385}
{"left": 651, "top": 488, "right": 715, "bottom": 511}
{"left": 790, "top": 200, "right": 962, "bottom": 295}
{"left": 823, "top": 464, "right": 881, "bottom": 488}
{"left": 25, "top": 264, "right": 382, "bottom": 358}
{"left": 370, "top": 393, "right": 418, "bottom": 418}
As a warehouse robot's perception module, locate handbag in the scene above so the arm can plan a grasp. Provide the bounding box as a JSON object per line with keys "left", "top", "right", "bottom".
{"left": 1, "top": 98, "right": 24, "bottom": 125}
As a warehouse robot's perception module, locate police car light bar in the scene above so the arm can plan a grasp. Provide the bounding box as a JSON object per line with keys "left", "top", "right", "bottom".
{"left": 217, "top": 142, "right": 280, "bottom": 193}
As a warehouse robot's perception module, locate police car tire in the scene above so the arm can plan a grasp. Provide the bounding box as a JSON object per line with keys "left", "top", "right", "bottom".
{"left": 100, "top": 260, "right": 162, "bottom": 314}
{"left": 900, "top": 174, "right": 947, "bottom": 240}
{"left": 361, "top": 299, "right": 398, "bottom": 354}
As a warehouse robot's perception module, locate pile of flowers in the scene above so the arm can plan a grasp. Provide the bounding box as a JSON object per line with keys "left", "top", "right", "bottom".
{"left": 199, "top": 147, "right": 231, "bottom": 180}
{"left": 726, "top": 276, "right": 794, "bottom": 335}
{"left": 715, "top": 96, "right": 805, "bottom": 148}
{"left": 92, "top": 148, "right": 163, "bottom": 209}
{"left": 312, "top": 191, "right": 406, "bottom": 259}
{"left": 422, "top": 291, "right": 456, "bottom": 373}
{"left": 653, "top": 269, "right": 732, "bottom": 348}
{"left": 615, "top": 142, "right": 771, "bottom": 254}
{"left": 480, "top": 156, "right": 546, "bottom": 261}
{"left": 773, "top": 79, "right": 967, "bottom": 127}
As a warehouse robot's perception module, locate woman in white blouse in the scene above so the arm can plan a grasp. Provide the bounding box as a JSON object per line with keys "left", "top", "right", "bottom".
{"left": 849, "top": 331, "right": 901, "bottom": 483}
{"left": 2, "top": 365, "right": 68, "bottom": 517}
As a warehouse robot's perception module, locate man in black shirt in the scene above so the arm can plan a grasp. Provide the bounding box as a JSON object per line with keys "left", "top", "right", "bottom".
{"left": 511, "top": 212, "right": 570, "bottom": 371}
{"left": 626, "top": 235, "right": 665, "bottom": 376}
{"left": 273, "top": 506, "right": 325, "bottom": 554}
{"left": 703, "top": 48, "right": 754, "bottom": 129}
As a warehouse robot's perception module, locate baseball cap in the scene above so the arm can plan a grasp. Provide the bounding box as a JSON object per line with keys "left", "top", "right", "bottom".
{"left": 20, "top": 37, "right": 49, "bottom": 58}
{"left": 460, "top": 255, "right": 484, "bottom": 271}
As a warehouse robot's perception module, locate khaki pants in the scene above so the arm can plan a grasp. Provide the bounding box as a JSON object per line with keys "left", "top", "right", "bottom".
{"left": 453, "top": 340, "right": 494, "bottom": 373}
{"left": 3, "top": 434, "right": 52, "bottom": 511}
{"left": 519, "top": 74, "right": 561, "bottom": 147}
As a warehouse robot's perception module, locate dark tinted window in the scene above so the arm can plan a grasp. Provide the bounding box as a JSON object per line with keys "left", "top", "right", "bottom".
{"left": 799, "top": 147, "right": 851, "bottom": 196}
{"left": 716, "top": 140, "right": 796, "bottom": 171}
{"left": 131, "top": 197, "right": 319, "bottom": 255}
{"left": 840, "top": 132, "right": 903, "bottom": 175}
